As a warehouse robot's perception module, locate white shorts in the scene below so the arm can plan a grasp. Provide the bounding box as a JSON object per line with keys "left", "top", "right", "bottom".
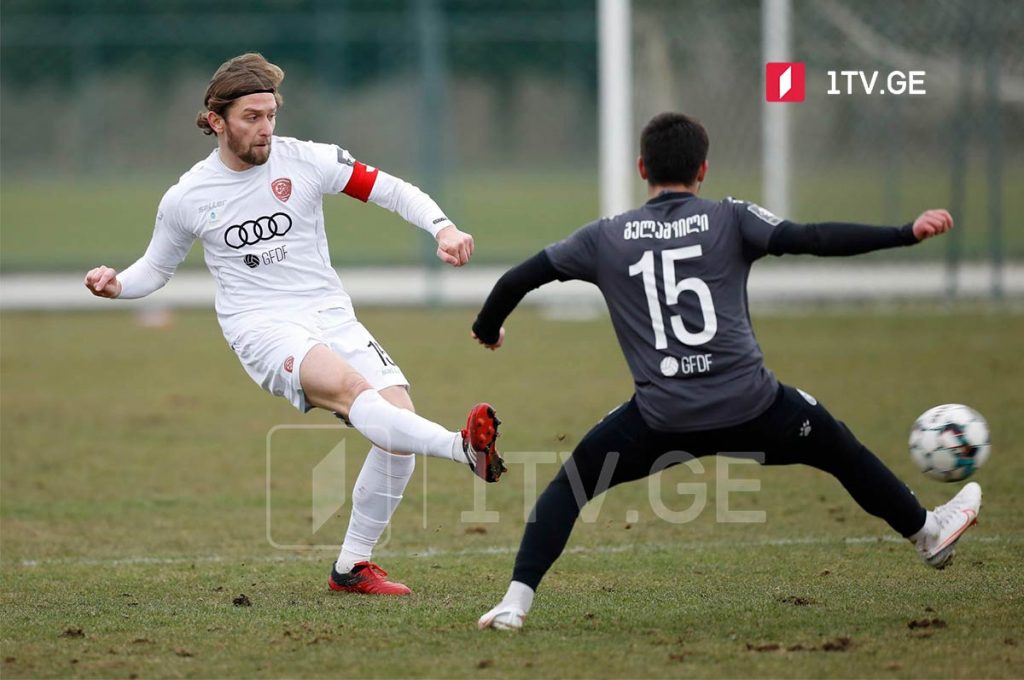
{"left": 230, "top": 308, "right": 408, "bottom": 412}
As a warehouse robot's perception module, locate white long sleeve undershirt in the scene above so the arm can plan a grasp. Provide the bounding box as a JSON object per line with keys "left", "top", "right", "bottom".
{"left": 368, "top": 170, "right": 453, "bottom": 238}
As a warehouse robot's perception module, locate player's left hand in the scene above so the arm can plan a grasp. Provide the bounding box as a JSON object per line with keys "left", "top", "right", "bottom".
{"left": 435, "top": 225, "right": 474, "bottom": 267}
{"left": 471, "top": 328, "right": 504, "bottom": 351}
{"left": 912, "top": 209, "right": 954, "bottom": 241}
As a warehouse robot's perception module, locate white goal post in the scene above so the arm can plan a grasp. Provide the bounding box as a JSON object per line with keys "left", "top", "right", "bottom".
{"left": 598, "top": 0, "right": 793, "bottom": 219}
{"left": 762, "top": 0, "right": 792, "bottom": 217}
{"left": 598, "top": 0, "right": 634, "bottom": 218}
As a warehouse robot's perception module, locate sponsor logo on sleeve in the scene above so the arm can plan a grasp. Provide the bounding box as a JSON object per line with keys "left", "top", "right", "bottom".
{"left": 336, "top": 148, "right": 355, "bottom": 166}
{"left": 746, "top": 203, "right": 783, "bottom": 226}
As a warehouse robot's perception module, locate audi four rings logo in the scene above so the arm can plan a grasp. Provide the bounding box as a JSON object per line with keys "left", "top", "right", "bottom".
{"left": 224, "top": 213, "right": 293, "bottom": 249}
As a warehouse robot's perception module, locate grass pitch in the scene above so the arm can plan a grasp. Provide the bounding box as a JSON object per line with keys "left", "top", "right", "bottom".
{"left": 2, "top": 307, "right": 1023, "bottom": 678}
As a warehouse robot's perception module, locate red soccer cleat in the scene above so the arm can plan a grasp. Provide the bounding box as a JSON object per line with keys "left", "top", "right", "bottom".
{"left": 462, "top": 403, "right": 506, "bottom": 483}
{"left": 328, "top": 561, "right": 412, "bottom": 595}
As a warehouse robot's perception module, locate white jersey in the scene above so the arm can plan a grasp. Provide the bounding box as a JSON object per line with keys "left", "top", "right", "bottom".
{"left": 117, "top": 136, "right": 452, "bottom": 341}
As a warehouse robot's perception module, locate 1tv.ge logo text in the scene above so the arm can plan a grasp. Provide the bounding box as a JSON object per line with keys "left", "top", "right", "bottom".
{"left": 766, "top": 62, "right": 927, "bottom": 102}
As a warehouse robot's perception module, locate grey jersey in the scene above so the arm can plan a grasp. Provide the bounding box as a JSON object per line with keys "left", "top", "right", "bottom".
{"left": 545, "top": 192, "right": 784, "bottom": 432}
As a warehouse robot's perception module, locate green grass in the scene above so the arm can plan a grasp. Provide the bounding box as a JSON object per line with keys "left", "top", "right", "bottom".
{"left": 2, "top": 307, "right": 1023, "bottom": 677}
{"left": 2, "top": 165, "right": 1020, "bottom": 271}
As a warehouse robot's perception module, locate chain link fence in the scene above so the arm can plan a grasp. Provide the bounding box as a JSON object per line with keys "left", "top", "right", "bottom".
{"left": 634, "top": 0, "right": 1023, "bottom": 270}
{"left": 2, "top": 0, "right": 1020, "bottom": 274}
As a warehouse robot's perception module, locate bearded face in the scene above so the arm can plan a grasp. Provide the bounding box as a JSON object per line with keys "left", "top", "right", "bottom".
{"left": 224, "top": 122, "right": 272, "bottom": 166}
{"left": 216, "top": 93, "right": 277, "bottom": 168}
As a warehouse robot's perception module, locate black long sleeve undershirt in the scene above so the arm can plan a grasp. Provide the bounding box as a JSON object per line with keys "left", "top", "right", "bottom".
{"left": 472, "top": 250, "right": 558, "bottom": 345}
{"left": 473, "top": 221, "right": 919, "bottom": 344}
{"left": 766, "top": 221, "right": 917, "bottom": 257}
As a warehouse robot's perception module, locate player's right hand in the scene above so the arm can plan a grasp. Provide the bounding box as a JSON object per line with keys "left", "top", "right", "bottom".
{"left": 84, "top": 265, "right": 122, "bottom": 298}
{"left": 435, "top": 225, "right": 474, "bottom": 267}
{"left": 471, "top": 327, "right": 504, "bottom": 351}
{"left": 912, "top": 209, "right": 953, "bottom": 241}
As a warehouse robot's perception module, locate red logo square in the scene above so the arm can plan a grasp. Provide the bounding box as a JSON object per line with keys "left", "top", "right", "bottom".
{"left": 765, "top": 62, "right": 805, "bottom": 102}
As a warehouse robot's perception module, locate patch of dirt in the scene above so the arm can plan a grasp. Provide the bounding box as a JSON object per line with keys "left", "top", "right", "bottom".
{"left": 60, "top": 628, "right": 85, "bottom": 639}
{"left": 780, "top": 595, "right": 815, "bottom": 606}
{"left": 822, "top": 637, "right": 853, "bottom": 652}
{"left": 173, "top": 648, "right": 193, "bottom": 658}
{"left": 746, "top": 642, "right": 780, "bottom": 652}
{"left": 668, "top": 653, "right": 688, "bottom": 662}
{"left": 233, "top": 594, "right": 252, "bottom": 607}
{"left": 908, "top": 618, "right": 947, "bottom": 630}
{"left": 476, "top": 659, "right": 494, "bottom": 669}
{"left": 464, "top": 526, "right": 487, "bottom": 535}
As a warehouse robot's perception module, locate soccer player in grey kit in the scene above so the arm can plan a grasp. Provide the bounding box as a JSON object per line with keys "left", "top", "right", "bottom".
{"left": 471, "top": 112, "right": 983, "bottom": 631}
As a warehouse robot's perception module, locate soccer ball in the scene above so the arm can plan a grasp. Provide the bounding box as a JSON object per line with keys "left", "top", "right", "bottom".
{"left": 909, "top": 404, "right": 990, "bottom": 482}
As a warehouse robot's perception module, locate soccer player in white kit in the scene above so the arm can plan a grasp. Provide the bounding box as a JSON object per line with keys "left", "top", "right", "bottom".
{"left": 84, "top": 53, "right": 506, "bottom": 595}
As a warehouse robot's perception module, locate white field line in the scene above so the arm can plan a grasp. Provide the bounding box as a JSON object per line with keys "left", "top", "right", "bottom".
{"left": 9, "top": 533, "right": 1015, "bottom": 569}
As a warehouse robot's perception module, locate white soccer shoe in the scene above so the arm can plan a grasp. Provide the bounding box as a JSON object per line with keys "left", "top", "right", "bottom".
{"left": 478, "top": 601, "right": 526, "bottom": 631}
{"left": 914, "top": 481, "right": 982, "bottom": 569}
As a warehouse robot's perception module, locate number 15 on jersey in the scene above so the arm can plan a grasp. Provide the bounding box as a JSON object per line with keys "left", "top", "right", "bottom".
{"left": 628, "top": 245, "right": 717, "bottom": 350}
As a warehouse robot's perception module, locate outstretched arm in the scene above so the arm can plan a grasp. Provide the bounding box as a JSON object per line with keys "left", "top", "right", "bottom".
{"left": 471, "top": 250, "right": 560, "bottom": 350}
{"left": 766, "top": 209, "right": 953, "bottom": 257}
{"left": 336, "top": 155, "right": 473, "bottom": 266}
{"left": 84, "top": 192, "right": 194, "bottom": 299}
{"left": 367, "top": 171, "right": 475, "bottom": 266}
{"left": 314, "top": 144, "right": 475, "bottom": 266}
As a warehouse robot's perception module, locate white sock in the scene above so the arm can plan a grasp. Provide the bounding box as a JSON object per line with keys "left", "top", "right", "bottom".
{"left": 908, "top": 511, "right": 939, "bottom": 543}
{"left": 503, "top": 581, "right": 535, "bottom": 614}
{"left": 347, "top": 390, "right": 467, "bottom": 463}
{"left": 335, "top": 447, "right": 416, "bottom": 573}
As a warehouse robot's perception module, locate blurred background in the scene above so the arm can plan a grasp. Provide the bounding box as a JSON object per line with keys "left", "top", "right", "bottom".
{"left": 1, "top": 0, "right": 1022, "bottom": 299}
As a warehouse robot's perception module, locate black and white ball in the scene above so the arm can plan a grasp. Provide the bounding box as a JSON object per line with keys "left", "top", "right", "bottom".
{"left": 909, "top": 404, "right": 990, "bottom": 482}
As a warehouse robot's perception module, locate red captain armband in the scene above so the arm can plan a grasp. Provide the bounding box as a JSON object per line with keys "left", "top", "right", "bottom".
{"left": 341, "top": 161, "right": 379, "bottom": 202}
